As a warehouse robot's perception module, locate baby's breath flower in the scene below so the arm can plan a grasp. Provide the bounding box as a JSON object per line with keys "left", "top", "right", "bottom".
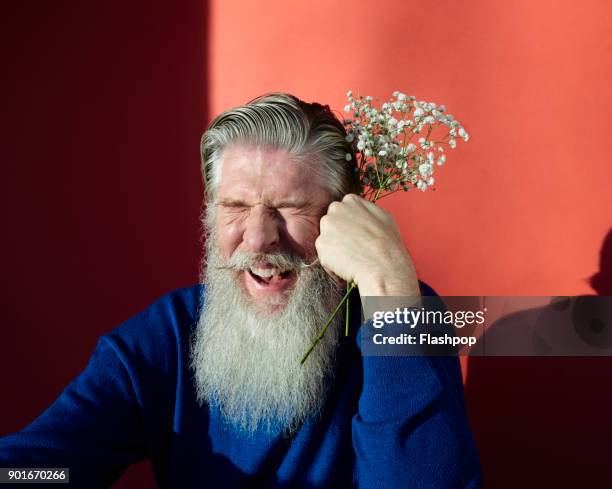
{"left": 419, "top": 163, "right": 433, "bottom": 177}
{"left": 303, "top": 87, "right": 473, "bottom": 363}
{"left": 340, "top": 89, "right": 469, "bottom": 201}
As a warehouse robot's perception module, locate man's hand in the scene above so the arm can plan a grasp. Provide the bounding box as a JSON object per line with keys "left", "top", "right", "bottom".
{"left": 315, "top": 194, "right": 420, "bottom": 297}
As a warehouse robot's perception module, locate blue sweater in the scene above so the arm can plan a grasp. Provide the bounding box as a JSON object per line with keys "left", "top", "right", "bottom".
{"left": 0, "top": 284, "right": 481, "bottom": 488}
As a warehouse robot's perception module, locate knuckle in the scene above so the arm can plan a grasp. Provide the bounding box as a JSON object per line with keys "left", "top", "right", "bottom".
{"left": 363, "top": 198, "right": 377, "bottom": 210}
{"left": 381, "top": 208, "right": 393, "bottom": 220}
{"left": 328, "top": 201, "right": 341, "bottom": 213}
{"left": 315, "top": 235, "right": 326, "bottom": 254}
{"left": 376, "top": 206, "right": 392, "bottom": 221}
{"left": 319, "top": 214, "right": 329, "bottom": 229}
{"left": 343, "top": 193, "right": 359, "bottom": 203}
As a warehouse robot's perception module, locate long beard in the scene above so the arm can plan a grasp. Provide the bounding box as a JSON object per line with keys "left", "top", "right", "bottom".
{"left": 190, "top": 230, "right": 343, "bottom": 435}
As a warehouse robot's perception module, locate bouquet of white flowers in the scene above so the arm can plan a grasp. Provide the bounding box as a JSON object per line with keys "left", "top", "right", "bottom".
{"left": 300, "top": 90, "right": 469, "bottom": 364}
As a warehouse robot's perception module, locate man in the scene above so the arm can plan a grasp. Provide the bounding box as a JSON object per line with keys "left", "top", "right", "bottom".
{"left": 0, "top": 93, "right": 482, "bottom": 487}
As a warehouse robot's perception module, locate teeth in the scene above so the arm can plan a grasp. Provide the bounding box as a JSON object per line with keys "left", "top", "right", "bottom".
{"left": 250, "top": 267, "right": 285, "bottom": 278}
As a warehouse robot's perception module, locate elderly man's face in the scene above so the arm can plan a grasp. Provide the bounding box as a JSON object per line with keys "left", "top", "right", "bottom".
{"left": 215, "top": 145, "right": 331, "bottom": 305}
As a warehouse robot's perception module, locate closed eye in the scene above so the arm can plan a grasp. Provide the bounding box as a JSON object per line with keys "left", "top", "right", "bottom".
{"left": 218, "top": 201, "right": 249, "bottom": 212}
{"left": 277, "top": 206, "right": 308, "bottom": 217}
{"left": 224, "top": 205, "right": 249, "bottom": 212}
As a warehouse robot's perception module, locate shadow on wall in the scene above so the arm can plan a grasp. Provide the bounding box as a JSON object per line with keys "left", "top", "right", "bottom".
{"left": 590, "top": 228, "right": 612, "bottom": 295}
{"left": 465, "top": 227, "right": 612, "bottom": 488}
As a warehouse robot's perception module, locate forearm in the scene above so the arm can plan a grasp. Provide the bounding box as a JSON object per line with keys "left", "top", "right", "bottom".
{"left": 352, "top": 331, "right": 482, "bottom": 488}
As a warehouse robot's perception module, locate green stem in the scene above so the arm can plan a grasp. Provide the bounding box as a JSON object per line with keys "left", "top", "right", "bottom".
{"left": 373, "top": 186, "right": 383, "bottom": 201}
{"left": 372, "top": 176, "right": 390, "bottom": 202}
{"left": 345, "top": 293, "right": 350, "bottom": 336}
{"left": 300, "top": 282, "right": 356, "bottom": 364}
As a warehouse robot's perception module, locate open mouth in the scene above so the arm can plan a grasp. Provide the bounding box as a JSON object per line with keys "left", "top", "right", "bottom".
{"left": 247, "top": 266, "right": 293, "bottom": 285}
{"left": 243, "top": 264, "right": 297, "bottom": 297}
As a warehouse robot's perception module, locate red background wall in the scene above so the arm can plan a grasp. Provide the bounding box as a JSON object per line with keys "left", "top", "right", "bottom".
{"left": 3, "top": 0, "right": 612, "bottom": 487}
{"left": 210, "top": 0, "right": 612, "bottom": 297}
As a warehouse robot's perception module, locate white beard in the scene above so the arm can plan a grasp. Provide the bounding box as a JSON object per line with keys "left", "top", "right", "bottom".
{"left": 190, "top": 229, "right": 343, "bottom": 435}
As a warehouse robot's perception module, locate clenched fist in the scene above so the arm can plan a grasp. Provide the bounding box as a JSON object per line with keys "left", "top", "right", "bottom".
{"left": 315, "top": 194, "right": 420, "bottom": 297}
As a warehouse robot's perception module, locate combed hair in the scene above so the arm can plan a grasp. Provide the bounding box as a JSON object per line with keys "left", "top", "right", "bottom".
{"left": 200, "top": 93, "right": 360, "bottom": 201}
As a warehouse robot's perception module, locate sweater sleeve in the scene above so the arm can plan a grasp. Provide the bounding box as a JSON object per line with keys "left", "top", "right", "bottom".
{"left": 0, "top": 335, "right": 149, "bottom": 488}
{"left": 351, "top": 289, "right": 482, "bottom": 488}
{"left": 352, "top": 350, "right": 482, "bottom": 488}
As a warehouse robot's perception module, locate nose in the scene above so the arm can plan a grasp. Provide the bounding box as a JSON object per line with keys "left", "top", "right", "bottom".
{"left": 243, "top": 205, "right": 280, "bottom": 253}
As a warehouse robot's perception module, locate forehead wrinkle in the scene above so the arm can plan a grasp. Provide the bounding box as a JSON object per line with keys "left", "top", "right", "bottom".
{"left": 218, "top": 145, "right": 323, "bottom": 207}
{"left": 219, "top": 187, "right": 313, "bottom": 209}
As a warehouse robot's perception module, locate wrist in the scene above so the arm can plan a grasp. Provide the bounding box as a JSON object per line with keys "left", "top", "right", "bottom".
{"left": 352, "top": 242, "right": 420, "bottom": 296}
{"left": 357, "top": 268, "right": 420, "bottom": 297}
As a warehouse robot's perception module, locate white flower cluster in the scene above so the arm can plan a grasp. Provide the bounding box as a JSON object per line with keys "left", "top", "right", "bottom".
{"left": 343, "top": 90, "right": 469, "bottom": 200}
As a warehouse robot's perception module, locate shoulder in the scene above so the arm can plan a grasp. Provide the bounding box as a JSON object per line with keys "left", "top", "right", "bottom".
{"left": 102, "top": 284, "right": 204, "bottom": 375}
{"left": 418, "top": 280, "right": 439, "bottom": 297}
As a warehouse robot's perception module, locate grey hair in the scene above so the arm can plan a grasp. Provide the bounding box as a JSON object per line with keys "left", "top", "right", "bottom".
{"left": 200, "top": 93, "right": 360, "bottom": 202}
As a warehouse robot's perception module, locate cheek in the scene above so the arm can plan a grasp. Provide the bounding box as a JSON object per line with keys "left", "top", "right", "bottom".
{"left": 284, "top": 218, "right": 320, "bottom": 255}
{"left": 215, "top": 221, "right": 243, "bottom": 259}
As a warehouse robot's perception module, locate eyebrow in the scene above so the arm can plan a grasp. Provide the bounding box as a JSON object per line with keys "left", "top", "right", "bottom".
{"left": 217, "top": 198, "right": 311, "bottom": 209}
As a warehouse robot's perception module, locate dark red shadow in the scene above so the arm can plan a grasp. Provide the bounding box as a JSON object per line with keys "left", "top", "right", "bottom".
{"left": 465, "top": 227, "right": 612, "bottom": 488}
{"left": 1, "top": 1, "right": 207, "bottom": 486}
